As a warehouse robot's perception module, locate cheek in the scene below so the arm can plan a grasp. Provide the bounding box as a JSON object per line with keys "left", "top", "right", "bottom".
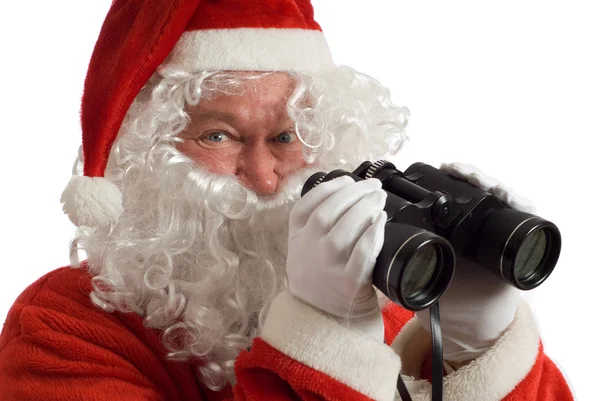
{"left": 276, "top": 149, "right": 307, "bottom": 176}
{"left": 176, "top": 141, "right": 239, "bottom": 175}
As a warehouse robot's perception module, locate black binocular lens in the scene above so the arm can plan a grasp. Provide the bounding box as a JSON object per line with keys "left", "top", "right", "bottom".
{"left": 403, "top": 244, "right": 437, "bottom": 300}
{"left": 377, "top": 226, "right": 455, "bottom": 311}
{"left": 475, "top": 210, "right": 561, "bottom": 290}
{"left": 515, "top": 229, "right": 546, "bottom": 282}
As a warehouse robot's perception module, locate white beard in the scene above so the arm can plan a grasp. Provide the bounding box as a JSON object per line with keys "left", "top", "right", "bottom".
{"left": 82, "top": 153, "right": 322, "bottom": 390}
{"left": 77, "top": 66, "right": 408, "bottom": 391}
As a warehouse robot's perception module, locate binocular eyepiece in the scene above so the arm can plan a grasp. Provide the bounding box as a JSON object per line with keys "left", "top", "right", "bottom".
{"left": 302, "top": 160, "right": 562, "bottom": 311}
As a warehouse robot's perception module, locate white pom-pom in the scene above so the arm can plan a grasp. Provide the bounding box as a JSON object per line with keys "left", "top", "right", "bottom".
{"left": 60, "top": 176, "right": 123, "bottom": 227}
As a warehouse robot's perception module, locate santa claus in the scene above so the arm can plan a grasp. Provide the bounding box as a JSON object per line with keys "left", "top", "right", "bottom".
{"left": 0, "top": 1, "right": 574, "bottom": 400}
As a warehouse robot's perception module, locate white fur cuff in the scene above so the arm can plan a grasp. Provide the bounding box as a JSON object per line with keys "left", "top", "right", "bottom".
{"left": 391, "top": 300, "right": 540, "bottom": 401}
{"left": 261, "top": 291, "right": 401, "bottom": 401}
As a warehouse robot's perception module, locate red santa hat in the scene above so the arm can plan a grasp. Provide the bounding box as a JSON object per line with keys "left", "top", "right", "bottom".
{"left": 61, "top": 0, "right": 334, "bottom": 228}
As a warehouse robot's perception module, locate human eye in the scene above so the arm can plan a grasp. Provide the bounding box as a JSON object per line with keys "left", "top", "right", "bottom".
{"left": 273, "top": 131, "right": 298, "bottom": 144}
{"left": 194, "top": 131, "right": 234, "bottom": 149}
{"left": 205, "top": 131, "right": 231, "bottom": 143}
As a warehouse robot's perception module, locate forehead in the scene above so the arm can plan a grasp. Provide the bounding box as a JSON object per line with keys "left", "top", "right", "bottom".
{"left": 190, "top": 72, "right": 296, "bottom": 116}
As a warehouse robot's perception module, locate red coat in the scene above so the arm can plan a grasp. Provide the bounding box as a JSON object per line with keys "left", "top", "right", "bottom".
{"left": 0, "top": 266, "right": 573, "bottom": 401}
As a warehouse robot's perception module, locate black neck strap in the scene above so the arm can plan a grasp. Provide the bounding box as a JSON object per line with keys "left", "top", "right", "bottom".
{"left": 397, "top": 301, "right": 443, "bottom": 401}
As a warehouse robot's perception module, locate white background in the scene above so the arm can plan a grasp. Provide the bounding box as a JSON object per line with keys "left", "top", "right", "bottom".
{"left": 0, "top": 1, "right": 597, "bottom": 399}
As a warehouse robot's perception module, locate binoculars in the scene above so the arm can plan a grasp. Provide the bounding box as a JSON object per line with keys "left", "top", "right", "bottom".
{"left": 301, "top": 160, "right": 562, "bottom": 311}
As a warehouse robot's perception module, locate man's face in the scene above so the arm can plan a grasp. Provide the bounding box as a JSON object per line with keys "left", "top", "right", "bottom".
{"left": 177, "top": 73, "right": 306, "bottom": 197}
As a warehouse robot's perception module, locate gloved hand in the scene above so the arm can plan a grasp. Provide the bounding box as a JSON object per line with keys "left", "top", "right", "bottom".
{"left": 415, "top": 162, "right": 536, "bottom": 366}
{"left": 286, "top": 176, "right": 388, "bottom": 342}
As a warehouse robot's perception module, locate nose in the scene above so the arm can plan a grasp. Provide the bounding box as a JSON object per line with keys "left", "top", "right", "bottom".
{"left": 237, "top": 143, "right": 280, "bottom": 196}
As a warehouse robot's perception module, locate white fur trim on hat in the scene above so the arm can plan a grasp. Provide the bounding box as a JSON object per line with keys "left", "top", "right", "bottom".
{"left": 163, "top": 28, "right": 335, "bottom": 73}
{"left": 60, "top": 175, "right": 123, "bottom": 227}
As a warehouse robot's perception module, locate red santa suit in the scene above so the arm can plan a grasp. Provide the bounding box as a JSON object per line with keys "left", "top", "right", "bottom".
{"left": 0, "top": 266, "right": 572, "bottom": 400}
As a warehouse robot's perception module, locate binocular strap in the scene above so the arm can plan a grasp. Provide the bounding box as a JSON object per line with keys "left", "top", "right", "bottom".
{"left": 396, "top": 302, "right": 443, "bottom": 401}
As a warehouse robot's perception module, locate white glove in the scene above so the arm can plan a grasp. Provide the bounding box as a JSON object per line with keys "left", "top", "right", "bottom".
{"left": 440, "top": 162, "right": 536, "bottom": 215}
{"left": 286, "top": 176, "right": 388, "bottom": 342}
{"left": 416, "top": 162, "right": 535, "bottom": 365}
